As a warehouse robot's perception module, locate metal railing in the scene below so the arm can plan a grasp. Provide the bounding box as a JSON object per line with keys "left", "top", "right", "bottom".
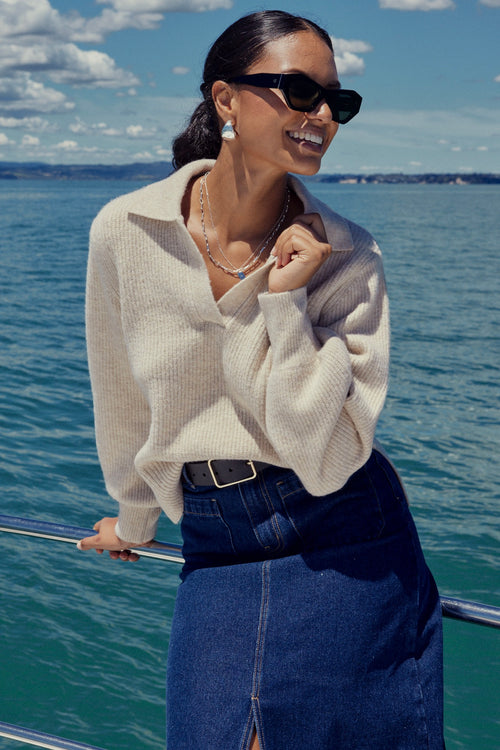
{"left": 0, "top": 514, "right": 183, "bottom": 563}
{"left": 1, "top": 513, "right": 499, "bottom": 749}
{"left": 1, "top": 513, "right": 499, "bottom": 629}
{"left": 0, "top": 720, "right": 105, "bottom": 750}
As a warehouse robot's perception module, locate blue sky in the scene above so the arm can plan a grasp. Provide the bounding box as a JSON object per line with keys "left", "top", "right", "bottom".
{"left": 1, "top": 0, "right": 499, "bottom": 173}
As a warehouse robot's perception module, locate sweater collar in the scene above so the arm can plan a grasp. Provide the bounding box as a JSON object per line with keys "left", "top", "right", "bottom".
{"left": 129, "top": 159, "right": 353, "bottom": 252}
{"left": 287, "top": 174, "right": 353, "bottom": 252}
{"left": 128, "top": 159, "right": 214, "bottom": 222}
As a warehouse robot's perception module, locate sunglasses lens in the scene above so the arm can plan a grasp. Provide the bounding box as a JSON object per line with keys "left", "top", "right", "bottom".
{"left": 286, "top": 77, "right": 321, "bottom": 112}
{"left": 330, "top": 91, "right": 361, "bottom": 124}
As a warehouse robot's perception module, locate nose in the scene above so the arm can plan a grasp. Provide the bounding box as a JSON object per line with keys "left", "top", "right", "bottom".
{"left": 306, "top": 98, "right": 333, "bottom": 122}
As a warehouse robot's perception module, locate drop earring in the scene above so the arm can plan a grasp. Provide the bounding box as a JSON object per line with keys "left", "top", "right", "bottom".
{"left": 221, "top": 121, "right": 236, "bottom": 141}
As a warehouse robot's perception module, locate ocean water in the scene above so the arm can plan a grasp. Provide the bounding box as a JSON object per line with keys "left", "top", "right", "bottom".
{"left": 0, "top": 178, "right": 498, "bottom": 749}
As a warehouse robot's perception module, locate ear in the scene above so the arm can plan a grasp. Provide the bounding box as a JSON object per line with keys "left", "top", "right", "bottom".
{"left": 211, "top": 80, "right": 239, "bottom": 128}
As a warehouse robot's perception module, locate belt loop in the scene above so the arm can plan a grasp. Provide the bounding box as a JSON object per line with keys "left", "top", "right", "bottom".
{"left": 181, "top": 464, "right": 196, "bottom": 488}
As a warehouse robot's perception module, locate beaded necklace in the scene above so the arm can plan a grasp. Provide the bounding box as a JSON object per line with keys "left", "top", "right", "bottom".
{"left": 199, "top": 173, "right": 290, "bottom": 280}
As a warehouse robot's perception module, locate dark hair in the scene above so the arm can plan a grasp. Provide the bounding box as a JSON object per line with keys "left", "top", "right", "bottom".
{"left": 172, "top": 10, "right": 332, "bottom": 169}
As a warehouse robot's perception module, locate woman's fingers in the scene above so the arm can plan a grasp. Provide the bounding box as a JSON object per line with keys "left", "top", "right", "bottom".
{"left": 109, "top": 549, "right": 141, "bottom": 562}
{"left": 272, "top": 213, "right": 329, "bottom": 265}
{"left": 77, "top": 532, "right": 102, "bottom": 551}
{"left": 269, "top": 213, "right": 331, "bottom": 293}
{"left": 77, "top": 516, "right": 142, "bottom": 562}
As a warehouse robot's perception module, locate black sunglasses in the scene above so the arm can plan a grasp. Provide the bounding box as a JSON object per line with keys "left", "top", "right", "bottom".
{"left": 229, "top": 73, "right": 362, "bottom": 124}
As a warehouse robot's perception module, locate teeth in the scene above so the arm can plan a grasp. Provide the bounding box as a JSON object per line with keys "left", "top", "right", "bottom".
{"left": 290, "top": 130, "right": 323, "bottom": 145}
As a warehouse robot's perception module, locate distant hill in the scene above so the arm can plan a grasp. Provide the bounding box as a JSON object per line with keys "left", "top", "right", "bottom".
{"left": 0, "top": 162, "right": 174, "bottom": 181}
{"left": 0, "top": 162, "right": 499, "bottom": 185}
{"left": 310, "top": 172, "right": 500, "bottom": 185}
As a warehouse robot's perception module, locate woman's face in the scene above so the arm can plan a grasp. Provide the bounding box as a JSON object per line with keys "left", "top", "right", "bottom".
{"left": 233, "top": 31, "right": 340, "bottom": 176}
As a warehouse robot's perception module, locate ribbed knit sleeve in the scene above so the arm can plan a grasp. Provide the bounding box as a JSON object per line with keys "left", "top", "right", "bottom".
{"left": 86, "top": 208, "right": 161, "bottom": 543}
{"left": 257, "top": 224, "right": 389, "bottom": 495}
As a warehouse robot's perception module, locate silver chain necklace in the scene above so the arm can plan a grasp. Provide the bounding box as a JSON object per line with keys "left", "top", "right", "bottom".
{"left": 199, "top": 173, "right": 290, "bottom": 280}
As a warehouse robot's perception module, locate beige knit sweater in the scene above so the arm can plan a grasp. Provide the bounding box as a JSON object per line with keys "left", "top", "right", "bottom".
{"left": 86, "top": 159, "right": 389, "bottom": 542}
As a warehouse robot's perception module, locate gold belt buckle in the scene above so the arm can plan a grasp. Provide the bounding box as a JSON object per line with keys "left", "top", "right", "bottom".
{"left": 207, "top": 459, "right": 257, "bottom": 488}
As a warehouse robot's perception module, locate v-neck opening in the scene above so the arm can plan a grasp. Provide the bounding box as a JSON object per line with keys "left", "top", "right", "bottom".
{"left": 176, "top": 220, "right": 274, "bottom": 324}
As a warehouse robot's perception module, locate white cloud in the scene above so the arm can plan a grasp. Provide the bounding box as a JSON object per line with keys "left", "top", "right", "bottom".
{"left": 73, "top": 0, "right": 233, "bottom": 43}
{"left": 69, "top": 119, "right": 111, "bottom": 135}
{"left": 379, "top": 0, "right": 455, "bottom": 9}
{"left": 172, "top": 66, "right": 190, "bottom": 75}
{"left": 0, "top": 132, "right": 14, "bottom": 145}
{"left": 479, "top": 0, "right": 500, "bottom": 6}
{"left": 69, "top": 121, "right": 88, "bottom": 135}
{"left": 126, "top": 124, "right": 157, "bottom": 137}
{"left": 0, "top": 42, "right": 139, "bottom": 88}
{"left": 0, "top": 0, "right": 63, "bottom": 41}
{"left": 98, "top": 0, "right": 233, "bottom": 13}
{"left": 0, "top": 73, "right": 74, "bottom": 115}
{"left": 0, "top": 115, "right": 55, "bottom": 131}
{"left": 154, "top": 146, "right": 171, "bottom": 156}
{"left": 42, "top": 143, "right": 129, "bottom": 161}
{"left": 331, "top": 38, "right": 373, "bottom": 76}
{"left": 495, "top": 75, "right": 500, "bottom": 83}
{"left": 51, "top": 48, "right": 139, "bottom": 88}
{"left": 132, "top": 150, "right": 155, "bottom": 160}
{"left": 55, "top": 139, "right": 79, "bottom": 150}
{"left": 70, "top": 9, "right": 164, "bottom": 43}
{"left": 0, "top": 0, "right": 233, "bottom": 45}
{"left": 22, "top": 134, "right": 40, "bottom": 146}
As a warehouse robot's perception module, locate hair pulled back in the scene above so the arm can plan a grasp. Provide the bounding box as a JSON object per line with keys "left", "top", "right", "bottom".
{"left": 171, "top": 10, "right": 332, "bottom": 169}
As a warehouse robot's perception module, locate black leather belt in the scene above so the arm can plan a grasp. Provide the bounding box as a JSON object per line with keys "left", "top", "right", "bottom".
{"left": 184, "top": 459, "right": 271, "bottom": 488}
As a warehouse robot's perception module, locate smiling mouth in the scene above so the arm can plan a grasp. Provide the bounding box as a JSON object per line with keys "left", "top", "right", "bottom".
{"left": 287, "top": 130, "right": 324, "bottom": 147}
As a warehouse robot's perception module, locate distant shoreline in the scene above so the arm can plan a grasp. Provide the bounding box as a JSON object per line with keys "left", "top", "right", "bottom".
{"left": 0, "top": 161, "right": 499, "bottom": 185}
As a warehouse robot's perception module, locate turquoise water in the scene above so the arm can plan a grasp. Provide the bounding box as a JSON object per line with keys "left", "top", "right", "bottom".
{"left": 0, "top": 179, "right": 498, "bottom": 749}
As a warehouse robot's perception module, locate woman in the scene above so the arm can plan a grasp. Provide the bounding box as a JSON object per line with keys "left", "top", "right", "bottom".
{"left": 79, "top": 11, "right": 444, "bottom": 749}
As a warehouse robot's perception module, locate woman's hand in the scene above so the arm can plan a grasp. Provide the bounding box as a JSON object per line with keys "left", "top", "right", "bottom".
{"left": 268, "top": 213, "right": 331, "bottom": 294}
{"left": 77, "top": 516, "right": 154, "bottom": 562}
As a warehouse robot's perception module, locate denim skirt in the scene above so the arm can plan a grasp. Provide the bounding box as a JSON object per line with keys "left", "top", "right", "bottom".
{"left": 166, "top": 450, "right": 444, "bottom": 749}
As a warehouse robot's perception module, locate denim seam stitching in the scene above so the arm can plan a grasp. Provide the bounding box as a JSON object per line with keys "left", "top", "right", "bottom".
{"left": 252, "top": 697, "right": 266, "bottom": 750}
{"left": 258, "top": 473, "right": 284, "bottom": 551}
{"left": 275, "top": 475, "right": 305, "bottom": 499}
{"left": 252, "top": 560, "right": 271, "bottom": 700}
{"left": 214, "top": 500, "right": 238, "bottom": 556}
{"left": 240, "top": 492, "right": 269, "bottom": 549}
{"left": 239, "top": 705, "right": 256, "bottom": 750}
{"left": 278, "top": 494, "right": 305, "bottom": 542}
{"left": 239, "top": 482, "right": 283, "bottom": 552}
{"left": 250, "top": 560, "right": 270, "bottom": 750}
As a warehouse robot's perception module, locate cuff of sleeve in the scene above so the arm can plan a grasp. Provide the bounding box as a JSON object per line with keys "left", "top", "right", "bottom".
{"left": 258, "top": 287, "right": 316, "bottom": 363}
{"left": 258, "top": 286, "right": 308, "bottom": 315}
{"left": 115, "top": 505, "right": 161, "bottom": 545}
